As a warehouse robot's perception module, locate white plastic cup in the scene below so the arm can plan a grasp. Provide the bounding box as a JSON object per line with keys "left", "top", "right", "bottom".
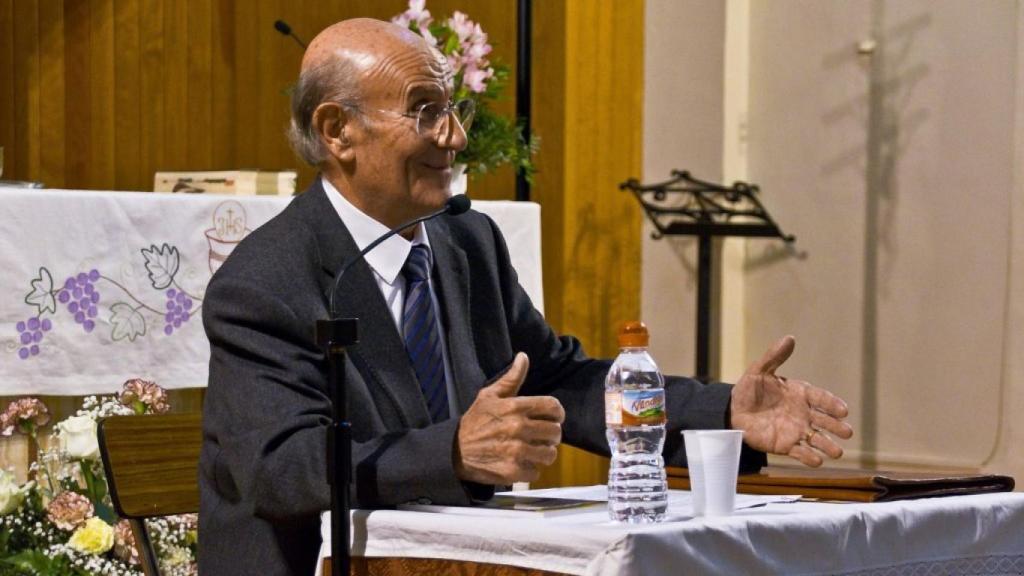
{"left": 682, "top": 429, "right": 744, "bottom": 516}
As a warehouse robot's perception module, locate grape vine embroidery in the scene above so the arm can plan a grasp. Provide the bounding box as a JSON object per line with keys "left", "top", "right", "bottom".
{"left": 12, "top": 244, "right": 204, "bottom": 359}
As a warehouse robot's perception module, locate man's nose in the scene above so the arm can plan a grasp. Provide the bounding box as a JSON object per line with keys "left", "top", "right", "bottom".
{"left": 436, "top": 111, "right": 468, "bottom": 151}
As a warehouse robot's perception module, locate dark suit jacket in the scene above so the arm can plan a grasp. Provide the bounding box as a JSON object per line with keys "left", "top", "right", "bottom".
{"left": 198, "top": 179, "right": 765, "bottom": 576}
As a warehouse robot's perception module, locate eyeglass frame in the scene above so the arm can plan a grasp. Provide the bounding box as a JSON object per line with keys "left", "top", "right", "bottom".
{"left": 365, "top": 98, "right": 476, "bottom": 138}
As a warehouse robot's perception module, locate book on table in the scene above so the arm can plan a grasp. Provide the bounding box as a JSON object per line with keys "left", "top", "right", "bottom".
{"left": 154, "top": 170, "right": 297, "bottom": 196}
{"left": 398, "top": 495, "right": 606, "bottom": 518}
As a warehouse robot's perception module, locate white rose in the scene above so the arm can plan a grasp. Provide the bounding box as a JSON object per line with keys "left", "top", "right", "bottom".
{"left": 0, "top": 470, "right": 27, "bottom": 515}
{"left": 58, "top": 415, "right": 100, "bottom": 460}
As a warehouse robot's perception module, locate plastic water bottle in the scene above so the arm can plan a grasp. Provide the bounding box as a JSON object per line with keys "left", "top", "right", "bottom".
{"left": 605, "top": 321, "right": 668, "bottom": 523}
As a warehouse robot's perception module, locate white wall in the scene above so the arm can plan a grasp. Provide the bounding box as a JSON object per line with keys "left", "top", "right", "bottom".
{"left": 641, "top": 0, "right": 726, "bottom": 378}
{"left": 643, "top": 0, "right": 1024, "bottom": 477}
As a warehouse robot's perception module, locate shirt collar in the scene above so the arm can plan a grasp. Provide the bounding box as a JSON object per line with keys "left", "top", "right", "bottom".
{"left": 322, "top": 176, "right": 431, "bottom": 286}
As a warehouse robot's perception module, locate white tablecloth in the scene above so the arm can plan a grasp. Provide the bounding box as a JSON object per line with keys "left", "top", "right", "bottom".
{"left": 0, "top": 189, "right": 543, "bottom": 395}
{"left": 323, "top": 488, "right": 1024, "bottom": 576}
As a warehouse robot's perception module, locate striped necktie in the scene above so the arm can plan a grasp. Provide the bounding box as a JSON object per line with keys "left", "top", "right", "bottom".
{"left": 402, "top": 244, "right": 448, "bottom": 422}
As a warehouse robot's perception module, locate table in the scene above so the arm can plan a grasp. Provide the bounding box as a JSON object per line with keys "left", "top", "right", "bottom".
{"left": 323, "top": 488, "right": 1024, "bottom": 576}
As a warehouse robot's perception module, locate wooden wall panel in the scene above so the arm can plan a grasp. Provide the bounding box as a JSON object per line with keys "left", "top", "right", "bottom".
{"left": 186, "top": 0, "right": 213, "bottom": 170}
{"left": 38, "top": 0, "right": 65, "bottom": 188}
{"left": 531, "top": 0, "right": 645, "bottom": 490}
{"left": 63, "top": 0, "right": 90, "bottom": 187}
{"left": 0, "top": 0, "right": 12, "bottom": 179}
{"left": 11, "top": 0, "right": 38, "bottom": 180}
{"left": 113, "top": 0, "right": 140, "bottom": 190}
{"left": 139, "top": 0, "right": 165, "bottom": 183}
{"left": 0, "top": 0, "right": 520, "bottom": 198}
{"left": 163, "top": 0, "right": 188, "bottom": 172}
{"left": 210, "top": 0, "right": 235, "bottom": 171}
{"left": 88, "top": 0, "right": 115, "bottom": 190}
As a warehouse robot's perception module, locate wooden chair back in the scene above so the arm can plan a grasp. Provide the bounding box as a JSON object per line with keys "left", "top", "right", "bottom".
{"left": 98, "top": 413, "right": 202, "bottom": 576}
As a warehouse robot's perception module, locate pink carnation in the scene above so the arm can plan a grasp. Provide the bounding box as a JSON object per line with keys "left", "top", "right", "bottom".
{"left": 462, "top": 41, "right": 493, "bottom": 70}
{"left": 46, "top": 490, "right": 94, "bottom": 531}
{"left": 467, "top": 22, "right": 488, "bottom": 47}
{"left": 392, "top": 0, "right": 432, "bottom": 30}
{"left": 0, "top": 397, "right": 50, "bottom": 436}
{"left": 463, "top": 65, "right": 494, "bottom": 94}
{"left": 119, "top": 378, "right": 170, "bottom": 414}
{"left": 179, "top": 512, "right": 199, "bottom": 531}
{"left": 446, "top": 53, "right": 464, "bottom": 76}
{"left": 448, "top": 11, "right": 475, "bottom": 43}
{"left": 114, "top": 519, "right": 141, "bottom": 565}
{"left": 418, "top": 24, "right": 438, "bottom": 48}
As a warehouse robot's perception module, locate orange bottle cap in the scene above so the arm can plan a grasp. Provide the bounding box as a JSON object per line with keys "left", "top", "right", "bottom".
{"left": 617, "top": 321, "right": 649, "bottom": 348}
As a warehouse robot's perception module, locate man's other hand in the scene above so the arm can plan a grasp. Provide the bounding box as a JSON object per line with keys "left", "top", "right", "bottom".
{"left": 730, "top": 335, "right": 854, "bottom": 467}
{"left": 454, "top": 352, "right": 565, "bottom": 484}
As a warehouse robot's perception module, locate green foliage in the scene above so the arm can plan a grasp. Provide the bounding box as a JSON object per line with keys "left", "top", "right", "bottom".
{"left": 458, "top": 104, "right": 539, "bottom": 183}
{"left": 0, "top": 550, "right": 88, "bottom": 576}
{"left": 0, "top": 490, "right": 81, "bottom": 576}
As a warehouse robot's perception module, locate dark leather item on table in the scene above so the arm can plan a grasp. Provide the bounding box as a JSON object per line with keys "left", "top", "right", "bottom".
{"left": 667, "top": 466, "right": 1015, "bottom": 502}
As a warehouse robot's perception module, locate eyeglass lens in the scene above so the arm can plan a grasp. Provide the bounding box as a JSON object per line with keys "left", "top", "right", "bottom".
{"left": 417, "top": 100, "right": 476, "bottom": 135}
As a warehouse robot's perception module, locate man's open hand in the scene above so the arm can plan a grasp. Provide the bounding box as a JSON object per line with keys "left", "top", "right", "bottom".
{"left": 454, "top": 353, "right": 565, "bottom": 484}
{"left": 730, "top": 336, "right": 854, "bottom": 467}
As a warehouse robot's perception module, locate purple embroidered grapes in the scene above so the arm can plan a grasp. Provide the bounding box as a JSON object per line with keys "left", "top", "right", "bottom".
{"left": 15, "top": 316, "right": 51, "bottom": 359}
{"left": 58, "top": 270, "right": 101, "bottom": 333}
{"left": 163, "top": 288, "right": 193, "bottom": 335}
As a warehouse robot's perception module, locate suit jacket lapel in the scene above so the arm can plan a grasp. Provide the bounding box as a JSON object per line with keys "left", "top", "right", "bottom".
{"left": 428, "top": 217, "right": 486, "bottom": 415}
{"left": 302, "top": 180, "right": 431, "bottom": 429}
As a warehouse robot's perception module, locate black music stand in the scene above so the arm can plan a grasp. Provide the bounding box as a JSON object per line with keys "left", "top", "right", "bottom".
{"left": 621, "top": 170, "right": 796, "bottom": 382}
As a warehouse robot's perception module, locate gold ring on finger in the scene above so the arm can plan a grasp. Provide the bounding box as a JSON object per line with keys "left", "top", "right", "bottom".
{"left": 804, "top": 429, "right": 818, "bottom": 444}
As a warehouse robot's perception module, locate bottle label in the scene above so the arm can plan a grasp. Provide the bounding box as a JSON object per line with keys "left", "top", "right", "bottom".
{"left": 605, "top": 392, "right": 622, "bottom": 425}
{"left": 621, "top": 389, "right": 666, "bottom": 426}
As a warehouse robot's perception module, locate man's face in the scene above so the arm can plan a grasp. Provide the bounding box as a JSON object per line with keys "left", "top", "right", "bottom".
{"left": 347, "top": 45, "right": 467, "bottom": 227}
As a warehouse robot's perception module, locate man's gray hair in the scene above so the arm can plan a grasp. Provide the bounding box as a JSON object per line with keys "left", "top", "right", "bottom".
{"left": 287, "top": 58, "right": 365, "bottom": 166}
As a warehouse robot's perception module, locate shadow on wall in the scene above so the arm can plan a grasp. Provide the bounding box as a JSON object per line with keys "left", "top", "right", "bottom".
{"left": 818, "top": 2, "right": 933, "bottom": 467}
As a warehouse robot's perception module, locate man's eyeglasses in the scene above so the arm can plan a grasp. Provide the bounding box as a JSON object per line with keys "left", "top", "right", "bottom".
{"left": 374, "top": 99, "right": 476, "bottom": 138}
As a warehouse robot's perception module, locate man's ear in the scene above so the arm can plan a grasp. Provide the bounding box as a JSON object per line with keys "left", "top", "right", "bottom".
{"left": 312, "top": 102, "right": 356, "bottom": 163}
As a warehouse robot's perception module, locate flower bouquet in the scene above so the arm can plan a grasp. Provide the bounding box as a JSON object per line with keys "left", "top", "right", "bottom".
{"left": 0, "top": 381, "right": 195, "bottom": 576}
{"left": 392, "top": 0, "right": 538, "bottom": 181}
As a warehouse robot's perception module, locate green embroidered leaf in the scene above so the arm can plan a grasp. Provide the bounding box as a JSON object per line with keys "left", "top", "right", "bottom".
{"left": 24, "top": 267, "right": 56, "bottom": 315}
{"left": 109, "top": 303, "right": 147, "bottom": 342}
{"left": 141, "top": 243, "right": 180, "bottom": 290}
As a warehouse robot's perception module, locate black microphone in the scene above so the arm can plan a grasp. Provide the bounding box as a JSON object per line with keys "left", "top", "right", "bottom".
{"left": 328, "top": 195, "right": 471, "bottom": 317}
{"left": 274, "top": 19, "right": 308, "bottom": 49}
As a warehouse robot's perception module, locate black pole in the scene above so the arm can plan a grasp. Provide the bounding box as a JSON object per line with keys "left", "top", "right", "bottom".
{"left": 317, "top": 319, "right": 358, "bottom": 576}
{"left": 515, "top": 0, "right": 532, "bottom": 202}
{"left": 696, "top": 234, "right": 712, "bottom": 382}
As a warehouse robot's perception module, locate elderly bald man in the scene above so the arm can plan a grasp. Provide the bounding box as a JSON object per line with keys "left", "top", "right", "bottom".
{"left": 198, "top": 18, "right": 852, "bottom": 575}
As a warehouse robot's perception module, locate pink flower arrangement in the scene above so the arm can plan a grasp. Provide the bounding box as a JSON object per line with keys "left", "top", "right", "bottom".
{"left": 119, "top": 378, "right": 170, "bottom": 414}
{"left": 45, "top": 490, "right": 94, "bottom": 531}
{"left": 1, "top": 380, "right": 198, "bottom": 573}
{"left": 0, "top": 397, "right": 50, "bottom": 436}
{"left": 391, "top": 1, "right": 495, "bottom": 94}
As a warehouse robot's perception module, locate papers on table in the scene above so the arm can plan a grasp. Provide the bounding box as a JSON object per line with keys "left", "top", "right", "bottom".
{"left": 391, "top": 486, "right": 802, "bottom": 522}
{"left": 510, "top": 485, "right": 801, "bottom": 515}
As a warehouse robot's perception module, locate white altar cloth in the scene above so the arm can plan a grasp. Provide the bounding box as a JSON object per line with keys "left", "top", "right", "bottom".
{"left": 0, "top": 189, "right": 543, "bottom": 395}
{"left": 321, "top": 489, "right": 1024, "bottom": 576}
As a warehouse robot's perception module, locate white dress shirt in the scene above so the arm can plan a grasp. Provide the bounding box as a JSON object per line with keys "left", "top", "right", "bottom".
{"left": 322, "top": 177, "right": 455, "bottom": 419}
